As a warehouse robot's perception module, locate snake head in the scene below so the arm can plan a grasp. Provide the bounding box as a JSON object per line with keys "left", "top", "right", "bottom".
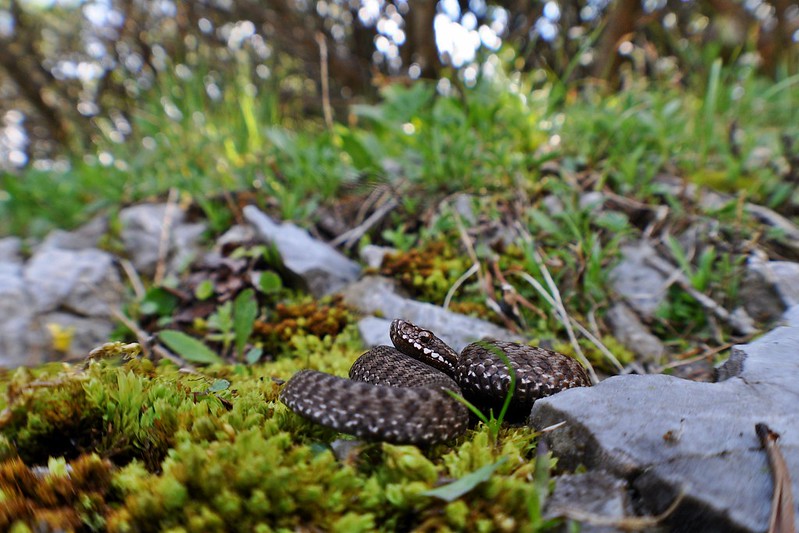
{"left": 390, "top": 319, "right": 459, "bottom": 376}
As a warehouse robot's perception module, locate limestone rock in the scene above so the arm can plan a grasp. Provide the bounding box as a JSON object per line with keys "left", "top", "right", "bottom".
{"left": 342, "top": 275, "right": 522, "bottom": 352}
{"left": 605, "top": 302, "right": 665, "bottom": 363}
{"left": 243, "top": 205, "right": 361, "bottom": 297}
{"left": 119, "top": 203, "right": 205, "bottom": 276}
{"left": 530, "top": 309, "right": 799, "bottom": 532}
{"left": 608, "top": 242, "right": 668, "bottom": 319}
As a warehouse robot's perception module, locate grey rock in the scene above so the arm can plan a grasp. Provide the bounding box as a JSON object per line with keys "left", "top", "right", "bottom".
{"left": 740, "top": 251, "right": 799, "bottom": 323}
{"left": 39, "top": 215, "right": 107, "bottom": 251}
{"left": 655, "top": 172, "right": 799, "bottom": 252}
{"left": 243, "top": 205, "right": 361, "bottom": 297}
{"left": 542, "top": 195, "right": 564, "bottom": 216}
{"left": 381, "top": 158, "right": 404, "bottom": 177}
{"left": 738, "top": 252, "right": 778, "bottom": 323}
{"left": 0, "top": 264, "right": 34, "bottom": 367}
{"left": 770, "top": 261, "right": 799, "bottom": 305}
{"left": 170, "top": 222, "right": 206, "bottom": 273}
{"left": 745, "top": 203, "right": 799, "bottom": 255}
{"left": 217, "top": 224, "right": 256, "bottom": 248}
{"left": 24, "top": 248, "right": 121, "bottom": 316}
{"left": 0, "top": 316, "right": 36, "bottom": 367}
{"left": 781, "top": 305, "right": 799, "bottom": 327}
{"left": 605, "top": 302, "right": 665, "bottom": 363}
{"left": 0, "top": 237, "right": 22, "bottom": 263}
{"left": 545, "top": 470, "right": 633, "bottom": 533}
{"left": 30, "top": 312, "right": 116, "bottom": 361}
{"left": 359, "top": 245, "right": 395, "bottom": 269}
{"left": 529, "top": 312, "right": 799, "bottom": 533}
{"left": 579, "top": 191, "right": 605, "bottom": 211}
{"left": 452, "top": 193, "right": 476, "bottom": 225}
{"left": 342, "top": 276, "right": 522, "bottom": 352}
{"left": 0, "top": 218, "right": 122, "bottom": 366}
{"left": 0, "top": 232, "right": 124, "bottom": 366}
{"left": 609, "top": 241, "right": 668, "bottom": 318}
{"left": 745, "top": 146, "right": 774, "bottom": 172}
{"left": 652, "top": 173, "right": 697, "bottom": 198}
{"left": 357, "top": 316, "right": 392, "bottom": 347}
{"left": 632, "top": 449, "right": 789, "bottom": 533}
{"left": 119, "top": 203, "right": 189, "bottom": 276}
{"left": 698, "top": 189, "right": 733, "bottom": 211}
{"left": 0, "top": 260, "right": 23, "bottom": 288}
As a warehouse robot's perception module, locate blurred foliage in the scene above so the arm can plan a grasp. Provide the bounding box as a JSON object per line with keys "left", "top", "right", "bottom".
{"left": 2, "top": 51, "right": 797, "bottom": 237}
{"left": 0, "top": 0, "right": 797, "bottom": 167}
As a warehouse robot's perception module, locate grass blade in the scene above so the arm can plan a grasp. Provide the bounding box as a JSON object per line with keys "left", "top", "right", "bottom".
{"left": 422, "top": 457, "right": 508, "bottom": 502}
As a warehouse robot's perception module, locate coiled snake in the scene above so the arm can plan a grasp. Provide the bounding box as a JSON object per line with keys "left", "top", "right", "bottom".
{"left": 280, "top": 319, "right": 590, "bottom": 444}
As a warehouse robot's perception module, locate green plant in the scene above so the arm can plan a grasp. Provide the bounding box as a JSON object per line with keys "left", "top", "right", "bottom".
{"left": 522, "top": 185, "right": 630, "bottom": 321}
{"left": 447, "top": 341, "right": 517, "bottom": 446}
{"left": 158, "top": 330, "right": 224, "bottom": 365}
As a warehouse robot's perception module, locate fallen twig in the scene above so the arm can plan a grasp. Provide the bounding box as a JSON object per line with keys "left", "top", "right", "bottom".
{"left": 111, "top": 308, "right": 200, "bottom": 374}
{"left": 315, "top": 32, "right": 334, "bottom": 131}
{"left": 450, "top": 210, "right": 511, "bottom": 323}
{"left": 330, "top": 196, "right": 398, "bottom": 249}
{"left": 119, "top": 258, "right": 146, "bottom": 300}
{"left": 154, "top": 187, "right": 179, "bottom": 285}
{"left": 513, "top": 270, "right": 621, "bottom": 376}
{"left": 492, "top": 263, "right": 547, "bottom": 322}
{"left": 746, "top": 203, "right": 799, "bottom": 254}
{"left": 756, "top": 423, "right": 797, "bottom": 533}
{"left": 549, "top": 490, "right": 684, "bottom": 531}
{"left": 656, "top": 332, "right": 753, "bottom": 374}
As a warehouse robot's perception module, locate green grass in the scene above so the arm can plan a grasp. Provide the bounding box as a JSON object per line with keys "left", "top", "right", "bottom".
{"left": 2, "top": 53, "right": 796, "bottom": 235}
{"left": 557, "top": 67, "right": 798, "bottom": 200}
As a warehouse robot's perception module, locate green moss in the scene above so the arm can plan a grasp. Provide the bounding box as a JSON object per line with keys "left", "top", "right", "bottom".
{"left": 251, "top": 295, "right": 353, "bottom": 358}
{"left": 1, "top": 328, "right": 563, "bottom": 531}
{"left": 379, "top": 241, "right": 477, "bottom": 305}
{"left": 0, "top": 453, "right": 113, "bottom": 531}
{"left": 551, "top": 335, "right": 635, "bottom": 374}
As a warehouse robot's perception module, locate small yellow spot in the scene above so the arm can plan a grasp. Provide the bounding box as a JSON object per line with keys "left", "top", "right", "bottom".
{"left": 46, "top": 322, "right": 75, "bottom": 353}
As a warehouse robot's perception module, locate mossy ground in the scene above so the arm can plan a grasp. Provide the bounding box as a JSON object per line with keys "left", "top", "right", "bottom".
{"left": 0, "top": 326, "right": 561, "bottom": 532}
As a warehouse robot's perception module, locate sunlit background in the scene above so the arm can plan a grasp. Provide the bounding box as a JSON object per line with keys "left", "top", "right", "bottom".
{"left": 1, "top": 0, "right": 797, "bottom": 170}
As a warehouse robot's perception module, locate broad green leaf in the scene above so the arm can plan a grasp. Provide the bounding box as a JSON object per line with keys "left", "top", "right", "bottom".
{"left": 140, "top": 287, "right": 179, "bottom": 316}
{"left": 337, "top": 128, "right": 381, "bottom": 172}
{"left": 159, "top": 330, "right": 224, "bottom": 365}
{"left": 245, "top": 347, "right": 264, "bottom": 365}
{"left": 529, "top": 209, "right": 560, "bottom": 235}
{"left": 422, "top": 457, "right": 508, "bottom": 502}
{"left": 194, "top": 279, "right": 215, "bottom": 300}
{"left": 233, "top": 288, "right": 258, "bottom": 357}
{"left": 258, "top": 271, "right": 283, "bottom": 294}
{"left": 593, "top": 211, "right": 629, "bottom": 233}
{"left": 207, "top": 302, "right": 234, "bottom": 344}
{"left": 207, "top": 378, "right": 230, "bottom": 393}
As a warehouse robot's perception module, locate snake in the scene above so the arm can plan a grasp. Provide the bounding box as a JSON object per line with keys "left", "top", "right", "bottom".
{"left": 279, "top": 319, "right": 591, "bottom": 445}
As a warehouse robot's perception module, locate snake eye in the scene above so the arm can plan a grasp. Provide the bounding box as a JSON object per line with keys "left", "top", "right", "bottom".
{"left": 418, "top": 331, "right": 432, "bottom": 344}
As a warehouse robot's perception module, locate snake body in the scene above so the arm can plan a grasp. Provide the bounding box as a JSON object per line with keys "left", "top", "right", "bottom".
{"left": 280, "top": 319, "right": 590, "bottom": 444}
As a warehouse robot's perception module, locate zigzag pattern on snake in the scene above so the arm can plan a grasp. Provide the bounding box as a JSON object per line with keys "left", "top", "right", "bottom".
{"left": 280, "top": 319, "right": 591, "bottom": 444}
